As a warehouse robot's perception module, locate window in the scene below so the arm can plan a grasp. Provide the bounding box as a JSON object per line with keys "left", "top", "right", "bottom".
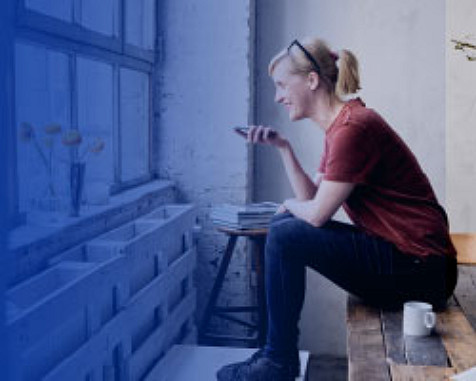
{"left": 77, "top": 57, "right": 115, "bottom": 188}
{"left": 25, "top": 0, "right": 74, "bottom": 23}
{"left": 120, "top": 68, "right": 150, "bottom": 183}
{"left": 125, "top": 0, "right": 156, "bottom": 50}
{"left": 15, "top": 42, "right": 71, "bottom": 212}
{"left": 14, "top": 0, "right": 157, "bottom": 217}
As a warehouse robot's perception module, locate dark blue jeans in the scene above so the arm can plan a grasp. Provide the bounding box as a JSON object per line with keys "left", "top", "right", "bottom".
{"left": 263, "top": 212, "right": 457, "bottom": 366}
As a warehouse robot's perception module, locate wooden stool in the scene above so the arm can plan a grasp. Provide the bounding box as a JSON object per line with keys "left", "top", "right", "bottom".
{"left": 199, "top": 227, "right": 268, "bottom": 347}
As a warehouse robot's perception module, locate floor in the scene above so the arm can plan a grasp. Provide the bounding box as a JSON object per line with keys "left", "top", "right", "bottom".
{"left": 156, "top": 345, "right": 310, "bottom": 380}
{"left": 156, "top": 344, "right": 348, "bottom": 380}
{"left": 306, "top": 354, "right": 348, "bottom": 381}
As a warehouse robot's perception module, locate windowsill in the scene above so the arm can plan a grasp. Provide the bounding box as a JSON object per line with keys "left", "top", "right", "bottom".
{"left": 9, "top": 179, "right": 175, "bottom": 252}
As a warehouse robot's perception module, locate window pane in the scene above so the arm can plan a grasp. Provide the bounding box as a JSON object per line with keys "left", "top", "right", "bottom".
{"left": 125, "top": 0, "right": 155, "bottom": 50}
{"left": 77, "top": 57, "right": 114, "bottom": 198}
{"left": 79, "top": 0, "right": 119, "bottom": 37}
{"left": 25, "top": 0, "right": 73, "bottom": 22}
{"left": 15, "top": 42, "right": 71, "bottom": 213}
{"left": 120, "top": 68, "right": 149, "bottom": 182}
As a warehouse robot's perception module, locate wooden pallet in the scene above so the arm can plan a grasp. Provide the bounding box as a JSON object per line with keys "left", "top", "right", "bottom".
{"left": 347, "top": 264, "right": 476, "bottom": 381}
{"left": 6, "top": 204, "right": 198, "bottom": 381}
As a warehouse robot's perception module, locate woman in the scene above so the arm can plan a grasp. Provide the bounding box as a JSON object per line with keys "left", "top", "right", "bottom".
{"left": 217, "top": 37, "right": 457, "bottom": 381}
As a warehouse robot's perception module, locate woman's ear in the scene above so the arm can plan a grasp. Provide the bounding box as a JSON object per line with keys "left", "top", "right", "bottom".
{"left": 308, "top": 72, "right": 319, "bottom": 91}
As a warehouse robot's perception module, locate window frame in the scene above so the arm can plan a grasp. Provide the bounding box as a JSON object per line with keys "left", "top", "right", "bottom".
{"left": 11, "top": 0, "right": 158, "bottom": 224}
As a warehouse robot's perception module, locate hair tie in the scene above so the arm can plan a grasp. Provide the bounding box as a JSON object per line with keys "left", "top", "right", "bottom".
{"left": 330, "top": 51, "right": 339, "bottom": 61}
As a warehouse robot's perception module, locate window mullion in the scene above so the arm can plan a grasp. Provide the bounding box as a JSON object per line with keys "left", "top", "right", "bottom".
{"left": 148, "top": 72, "right": 154, "bottom": 177}
{"left": 119, "top": 0, "right": 125, "bottom": 54}
{"left": 114, "top": 64, "right": 121, "bottom": 186}
{"left": 70, "top": 53, "right": 78, "bottom": 131}
{"left": 73, "top": 0, "right": 82, "bottom": 27}
{"left": 70, "top": 52, "right": 79, "bottom": 167}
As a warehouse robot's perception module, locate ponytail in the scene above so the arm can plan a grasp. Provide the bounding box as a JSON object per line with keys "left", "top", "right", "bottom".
{"left": 336, "top": 49, "right": 361, "bottom": 96}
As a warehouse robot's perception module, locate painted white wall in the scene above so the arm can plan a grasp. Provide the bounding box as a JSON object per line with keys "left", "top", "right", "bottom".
{"left": 446, "top": 0, "right": 476, "bottom": 232}
{"left": 255, "top": 0, "right": 446, "bottom": 356}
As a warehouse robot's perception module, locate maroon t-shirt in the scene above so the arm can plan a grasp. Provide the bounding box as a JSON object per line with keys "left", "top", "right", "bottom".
{"left": 319, "top": 98, "right": 456, "bottom": 259}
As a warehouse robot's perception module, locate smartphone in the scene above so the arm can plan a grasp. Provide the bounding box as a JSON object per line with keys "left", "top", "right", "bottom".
{"left": 234, "top": 126, "right": 250, "bottom": 135}
{"left": 233, "top": 126, "right": 277, "bottom": 138}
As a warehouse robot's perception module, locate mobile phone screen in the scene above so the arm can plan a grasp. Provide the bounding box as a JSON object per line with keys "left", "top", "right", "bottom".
{"left": 234, "top": 126, "right": 249, "bottom": 135}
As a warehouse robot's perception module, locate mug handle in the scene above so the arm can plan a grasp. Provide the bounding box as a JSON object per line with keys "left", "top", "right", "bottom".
{"left": 424, "top": 311, "right": 436, "bottom": 329}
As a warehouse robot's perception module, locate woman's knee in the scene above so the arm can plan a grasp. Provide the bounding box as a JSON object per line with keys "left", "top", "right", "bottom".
{"left": 269, "top": 211, "right": 294, "bottom": 225}
{"left": 266, "top": 216, "right": 309, "bottom": 252}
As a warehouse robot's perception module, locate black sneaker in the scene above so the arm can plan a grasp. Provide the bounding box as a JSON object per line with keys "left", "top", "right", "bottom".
{"left": 216, "top": 348, "right": 267, "bottom": 378}
{"left": 216, "top": 349, "right": 299, "bottom": 381}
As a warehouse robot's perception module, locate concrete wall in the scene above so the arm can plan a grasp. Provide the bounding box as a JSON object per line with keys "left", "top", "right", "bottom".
{"left": 446, "top": 0, "right": 476, "bottom": 232}
{"left": 255, "top": 0, "right": 446, "bottom": 356}
{"left": 157, "top": 0, "right": 254, "bottom": 333}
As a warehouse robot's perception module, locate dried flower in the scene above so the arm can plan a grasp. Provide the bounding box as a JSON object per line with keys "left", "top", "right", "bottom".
{"left": 452, "top": 38, "right": 476, "bottom": 61}
{"left": 62, "top": 129, "right": 82, "bottom": 146}
{"left": 19, "top": 123, "right": 105, "bottom": 203}
{"left": 90, "top": 138, "right": 105, "bottom": 154}
{"left": 19, "top": 122, "right": 57, "bottom": 196}
{"left": 44, "top": 124, "right": 62, "bottom": 135}
{"left": 19, "top": 122, "right": 34, "bottom": 142}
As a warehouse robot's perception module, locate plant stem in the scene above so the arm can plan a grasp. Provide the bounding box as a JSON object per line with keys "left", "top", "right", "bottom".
{"left": 32, "top": 135, "right": 49, "bottom": 169}
{"left": 452, "top": 39, "right": 476, "bottom": 51}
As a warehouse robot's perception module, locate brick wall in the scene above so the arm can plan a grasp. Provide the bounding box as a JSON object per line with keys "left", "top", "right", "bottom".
{"left": 157, "top": 0, "right": 255, "bottom": 340}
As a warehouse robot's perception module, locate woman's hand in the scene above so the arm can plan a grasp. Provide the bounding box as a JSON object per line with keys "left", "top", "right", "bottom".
{"left": 275, "top": 203, "right": 288, "bottom": 214}
{"left": 239, "top": 125, "right": 288, "bottom": 148}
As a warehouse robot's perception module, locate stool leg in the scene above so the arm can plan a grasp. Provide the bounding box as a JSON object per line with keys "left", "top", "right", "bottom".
{"left": 252, "top": 235, "right": 268, "bottom": 347}
{"left": 199, "top": 235, "right": 238, "bottom": 342}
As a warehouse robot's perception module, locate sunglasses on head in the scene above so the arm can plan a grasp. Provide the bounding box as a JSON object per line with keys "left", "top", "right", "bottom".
{"left": 287, "top": 39, "right": 321, "bottom": 76}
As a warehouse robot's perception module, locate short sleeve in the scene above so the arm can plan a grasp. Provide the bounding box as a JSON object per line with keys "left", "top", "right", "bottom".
{"left": 323, "top": 125, "right": 380, "bottom": 183}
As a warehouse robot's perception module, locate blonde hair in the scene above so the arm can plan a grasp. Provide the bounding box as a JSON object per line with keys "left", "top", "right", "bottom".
{"left": 268, "top": 37, "right": 361, "bottom": 97}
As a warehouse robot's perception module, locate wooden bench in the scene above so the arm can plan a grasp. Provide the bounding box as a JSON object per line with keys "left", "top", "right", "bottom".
{"left": 347, "top": 234, "right": 476, "bottom": 381}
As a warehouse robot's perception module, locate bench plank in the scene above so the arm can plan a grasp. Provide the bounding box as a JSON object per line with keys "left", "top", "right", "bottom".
{"left": 348, "top": 330, "right": 391, "bottom": 381}
{"left": 451, "top": 233, "right": 476, "bottom": 264}
{"left": 381, "top": 310, "right": 406, "bottom": 365}
{"left": 347, "top": 296, "right": 382, "bottom": 331}
{"left": 390, "top": 364, "right": 455, "bottom": 381}
{"left": 438, "top": 305, "right": 476, "bottom": 373}
{"left": 381, "top": 309, "right": 448, "bottom": 366}
{"left": 403, "top": 335, "right": 448, "bottom": 367}
{"left": 347, "top": 297, "right": 391, "bottom": 381}
{"left": 454, "top": 266, "right": 476, "bottom": 331}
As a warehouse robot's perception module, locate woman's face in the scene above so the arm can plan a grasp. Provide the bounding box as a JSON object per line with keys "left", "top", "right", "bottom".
{"left": 272, "top": 59, "right": 313, "bottom": 121}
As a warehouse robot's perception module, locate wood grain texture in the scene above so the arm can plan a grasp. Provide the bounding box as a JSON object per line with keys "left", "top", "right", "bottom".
{"left": 381, "top": 310, "right": 448, "bottom": 366}
{"left": 403, "top": 335, "right": 448, "bottom": 366}
{"left": 381, "top": 310, "right": 406, "bottom": 365}
{"left": 454, "top": 266, "right": 476, "bottom": 331}
{"left": 347, "top": 266, "right": 476, "bottom": 380}
{"left": 451, "top": 234, "right": 476, "bottom": 264}
{"left": 438, "top": 306, "right": 476, "bottom": 373}
{"left": 347, "top": 297, "right": 391, "bottom": 381}
{"left": 390, "top": 364, "right": 455, "bottom": 381}
{"left": 347, "top": 296, "right": 382, "bottom": 331}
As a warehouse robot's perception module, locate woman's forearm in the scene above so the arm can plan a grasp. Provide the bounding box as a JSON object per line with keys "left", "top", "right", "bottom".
{"left": 278, "top": 141, "right": 317, "bottom": 201}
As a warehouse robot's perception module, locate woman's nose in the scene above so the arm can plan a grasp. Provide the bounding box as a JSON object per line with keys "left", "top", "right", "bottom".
{"left": 275, "top": 91, "right": 284, "bottom": 104}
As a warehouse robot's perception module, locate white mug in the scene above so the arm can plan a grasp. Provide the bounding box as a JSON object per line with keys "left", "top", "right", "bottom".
{"left": 403, "top": 301, "right": 436, "bottom": 336}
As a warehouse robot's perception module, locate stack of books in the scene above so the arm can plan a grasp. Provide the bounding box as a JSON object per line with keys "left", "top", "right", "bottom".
{"left": 211, "top": 202, "right": 280, "bottom": 230}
